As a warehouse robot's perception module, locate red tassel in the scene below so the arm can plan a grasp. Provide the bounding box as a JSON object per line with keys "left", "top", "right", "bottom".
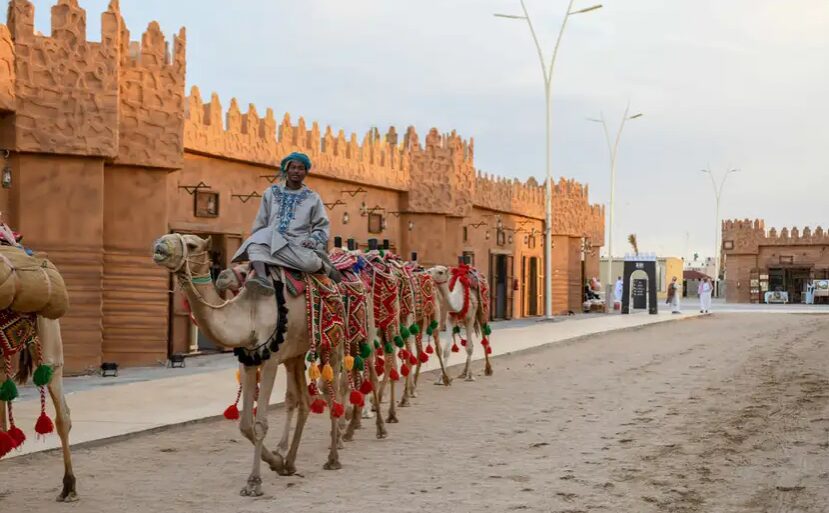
{"left": 389, "top": 368, "right": 400, "bottom": 381}
{"left": 35, "top": 413, "right": 54, "bottom": 437}
{"left": 223, "top": 404, "right": 240, "bottom": 420}
{"left": 374, "top": 358, "right": 385, "bottom": 376}
{"left": 253, "top": 407, "right": 258, "bottom": 416}
{"left": 401, "top": 364, "right": 410, "bottom": 377}
{"left": 332, "top": 402, "right": 345, "bottom": 418}
{"left": 481, "top": 337, "right": 489, "bottom": 347}
{"left": 461, "top": 339, "right": 467, "bottom": 347}
{"left": 419, "top": 351, "right": 429, "bottom": 363}
{"left": 486, "top": 346, "right": 492, "bottom": 355}
{"left": 426, "top": 345, "right": 434, "bottom": 354}
{"left": 349, "top": 390, "right": 364, "bottom": 406}
{"left": 360, "top": 379, "right": 374, "bottom": 394}
{"left": 451, "top": 343, "right": 460, "bottom": 353}
{"left": 308, "top": 382, "right": 319, "bottom": 397}
{"left": 0, "top": 431, "right": 14, "bottom": 458}
{"left": 8, "top": 426, "right": 25, "bottom": 449}
{"left": 310, "top": 398, "right": 327, "bottom": 414}
{"left": 407, "top": 354, "right": 417, "bottom": 366}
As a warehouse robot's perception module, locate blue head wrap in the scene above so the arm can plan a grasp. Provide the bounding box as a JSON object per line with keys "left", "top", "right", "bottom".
{"left": 280, "top": 152, "right": 312, "bottom": 174}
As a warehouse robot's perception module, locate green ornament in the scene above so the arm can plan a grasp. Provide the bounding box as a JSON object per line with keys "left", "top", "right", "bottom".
{"left": 426, "top": 327, "right": 434, "bottom": 336}
{"left": 399, "top": 325, "right": 411, "bottom": 340}
{"left": 354, "top": 356, "right": 365, "bottom": 371}
{"left": 452, "top": 326, "right": 461, "bottom": 335}
{"left": 374, "top": 340, "right": 381, "bottom": 350}
{"left": 429, "top": 320, "right": 439, "bottom": 331}
{"left": 379, "top": 249, "right": 385, "bottom": 257}
{"left": 306, "top": 352, "right": 316, "bottom": 362}
{"left": 33, "top": 364, "right": 54, "bottom": 387}
{"left": 384, "top": 342, "right": 394, "bottom": 355}
{"left": 483, "top": 324, "right": 492, "bottom": 336}
{"left": 409, "top": 323, "right": 420, "bottom": 335}
{"left": 0, "top": 378, "right": 18, "bottom": 402}
{"left": 360, "top": 342, "right": 372, "bottom": 359}
{"left": 394, "top": 335, "right": 405, "bottom": 348}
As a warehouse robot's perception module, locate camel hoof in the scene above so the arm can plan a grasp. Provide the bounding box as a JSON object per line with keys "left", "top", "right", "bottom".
{"left": 386, "top": 414, "right": 399, "bottom": 424}
{"left": 323, "top": 460, "right": 343, "bottom": 470}
{"left": 484, "top": 367, "right": 493, "bottom": 377}
{"left": 56, "top": 492, "right": 79, "bottom": 503}
{"left": 240, "top": 477, "right": 264, "bottom": 497}
{"left": 362, "top": 409, "right": 375, "bottom": 419}
{"left": 398, "top": 400, "right": 410, "bottom": 408}
{"left": 343, "top": 432, "right": 355, "bottom": 442}
{"left": 465, "top": 375, "right": 476, "bottom": 382}
{"left": 376, "top": 429, "right": 388, "bottom": 439}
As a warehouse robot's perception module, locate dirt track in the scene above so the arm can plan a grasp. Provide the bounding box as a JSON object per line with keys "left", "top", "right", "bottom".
{"left": 2, "top": 314, "right": 829, "bottom": 513}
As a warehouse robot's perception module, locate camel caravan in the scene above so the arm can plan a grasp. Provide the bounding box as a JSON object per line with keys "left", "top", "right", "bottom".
{"left": 0, "top": 152, "right": 497, "bottom": 500}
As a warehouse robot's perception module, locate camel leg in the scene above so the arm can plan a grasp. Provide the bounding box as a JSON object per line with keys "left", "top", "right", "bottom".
{"left": 460, "top": 321, "right": 475, "bottom": 381}
{"left": 239, "top": 362, "right": 275, "bottom": 497}
{"left": 386, "top": 354, "right": 399, "bottom": 424}
{"left": 367, "top": 358, "right": 387, "bottom": 439}
{"left": 46, "top": 366, "right": 78, "bottom": 502}
{"left": 271, "top": 364, "right": 297, "bottom": 474}
{"left": 323, "top": 371, "right": 342, "bottom": 470}
{"left": 483, "top": 328, "right": 494, "bottom": 377}
{"left": 399, "top": 338, "right": 413, "bottom": 407}
{"left": 344, "top": 370, "right": 363, "bottom": 442}
{"left": 432, "top": 328, "right": 451, "bottom": 386}
{"left": 238, "top": 362, "right": 281, "bottom": 472}
{"left": 283, "top": 358, "right": 309, "bottom": 476}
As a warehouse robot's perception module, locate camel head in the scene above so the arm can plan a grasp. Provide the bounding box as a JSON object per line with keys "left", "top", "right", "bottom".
{"left": 152, "top": 234, "right": 213, "bottom": 275}
{"left": 216, "top": 263, "right": 248, "bottom": 293}
{"left": 429, "top": 265, "right": 450, "bottom": 285}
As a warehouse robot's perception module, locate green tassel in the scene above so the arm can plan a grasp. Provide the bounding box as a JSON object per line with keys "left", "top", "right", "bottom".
{"left": 409, "top": 323, "right": 420, "bottom": 335}
{"left": 452, "top": 326, "right": 461, "bottom": 335}
{"left": 426, "top": 327, "right": 434, "bottom": 336}
{"left": 374, "top": 340, "right": 381, "bottom": 350}
{"left": 360, "top": 342, "right": 372, "bottom": 359}
{"left": 379, "top": 249, "right": 385, "bottom": 257}
{"left": 429, "top": 320, "right": 439, "bottom": 331}
{"left": 354, "top": 356, "right": 365, "bottom": 371}
{"left": 306, "top": 352, "right": 316, "bottom": 362}
{"left": 394, "top": 335, "right": 405, "bottom": 348}
{"left": 33, "top": 364, "right": 54, "bottom": 387}
{"left": 483, "top": 324, "right": 492, "bottom": 336}
{"left": 0, "top": 378, "right": 18, "bottom": 402}
{"left": 399, "top": 325, "right": 411, "bottom": 340}
{"left": 384, "top": 342, "right": 394, "bottom": 355}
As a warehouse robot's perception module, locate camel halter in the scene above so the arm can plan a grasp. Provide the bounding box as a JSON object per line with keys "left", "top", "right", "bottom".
{"left": 169, "top": 233, "right": 230, "bottom": 309}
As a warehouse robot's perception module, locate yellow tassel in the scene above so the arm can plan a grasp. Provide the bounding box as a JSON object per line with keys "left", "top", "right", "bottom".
{"left": 309, "top": 363, "right": 321, "bottom": 381}
{"left": 322, "top": 363, "right": 334, "bottom": 382}
{"left": 344, "top": 356, "right": 355, "bottom": 371}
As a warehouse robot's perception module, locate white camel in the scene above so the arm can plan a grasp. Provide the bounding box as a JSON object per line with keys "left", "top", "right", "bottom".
{"left": 153, "top": 233, "right": 344, "bottom": 497}
{"left": 429, "top": 265, "right": 493, "bottom": 382}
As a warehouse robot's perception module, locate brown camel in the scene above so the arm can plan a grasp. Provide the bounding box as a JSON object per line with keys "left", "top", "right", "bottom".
{"left": 217, "top": 260, "right": 388, "bottom": 442}
{"left": 1, "top": 317, "right": 77, "bottom": 502}
{"left": 152, "top": 233, "right": 343, "bottom": 497}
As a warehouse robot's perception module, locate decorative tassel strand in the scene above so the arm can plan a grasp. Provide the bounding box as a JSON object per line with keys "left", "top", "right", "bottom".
{"left": 34, "top": 387, "right": 54, "bottom": 438}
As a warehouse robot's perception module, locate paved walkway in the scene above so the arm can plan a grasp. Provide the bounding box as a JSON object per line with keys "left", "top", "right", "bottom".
{"left": 4, "top": 310, "right": 711, "bottom": 459}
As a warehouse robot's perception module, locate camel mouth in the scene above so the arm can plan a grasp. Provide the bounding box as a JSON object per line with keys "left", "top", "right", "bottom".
{"left": 152, "top": 241, "right": 170, "bottom": 263}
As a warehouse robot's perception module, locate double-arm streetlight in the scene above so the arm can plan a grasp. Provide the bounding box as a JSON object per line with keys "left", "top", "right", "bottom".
{"left": 495, "top": 1, "right": 602, "bottom": 320}
{"left": 588, "top": 106, "right": 643, "bottom": 310}
{"left": 701, "top": 167, "right": 739, "bottom": 296}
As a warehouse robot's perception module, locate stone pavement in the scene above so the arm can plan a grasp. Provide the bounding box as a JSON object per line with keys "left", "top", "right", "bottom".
{"left": 4, "top": 310, "right": 709, "bottom": 459}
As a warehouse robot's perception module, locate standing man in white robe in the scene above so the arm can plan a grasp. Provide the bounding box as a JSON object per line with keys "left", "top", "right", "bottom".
{"left": 613, "top": 276, "right": 623, "bottom": 310}
{"left": 667, "top": 276, "right": 681, "bottom": 314}
{"left": 698, "top": 277, "right": 713, "bottom": 313}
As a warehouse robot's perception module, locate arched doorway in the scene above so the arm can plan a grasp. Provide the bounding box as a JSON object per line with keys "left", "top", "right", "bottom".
{"left": 622, "top": 259, "right": 658, "bottom": 315}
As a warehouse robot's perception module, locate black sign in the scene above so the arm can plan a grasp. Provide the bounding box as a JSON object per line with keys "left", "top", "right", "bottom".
{"left": 632, "top": 279, "right": 647, "bottom": 309}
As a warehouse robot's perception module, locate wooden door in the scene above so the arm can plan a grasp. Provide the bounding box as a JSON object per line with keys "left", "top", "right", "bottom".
{"left": 506, "top": 255, "right": 514, "bottom": 320}
{"left": 521, "top": 256, "right": 528, "bottom": 318}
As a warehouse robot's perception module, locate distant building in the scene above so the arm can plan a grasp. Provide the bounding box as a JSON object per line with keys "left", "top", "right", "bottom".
{"left": 600, "top": 256, "right": 683, "bottom": 301}
{"left": 722, "top": 219, "right": 829, "bottom": 303}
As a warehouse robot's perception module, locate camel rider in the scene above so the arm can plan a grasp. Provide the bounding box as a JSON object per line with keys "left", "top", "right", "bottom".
{"left": 232, "top": 152, "right": 342, "bottom": 295}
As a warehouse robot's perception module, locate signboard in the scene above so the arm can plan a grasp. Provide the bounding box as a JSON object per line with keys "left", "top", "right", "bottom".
{"left": 814, "top": 280, "right": 829, "bottom": 297}
{"left": 632, "top": 279, "right": 647, "bottom": 309}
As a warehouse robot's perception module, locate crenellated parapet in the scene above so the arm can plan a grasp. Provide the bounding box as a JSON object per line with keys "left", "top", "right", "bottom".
{"left": 0, "top": 24, "right": 13, "bottom": 112}
{"left": 721, "top": 218, "right": 767, "bottom": 254}
{"left": 405, "top": 127, "right": 474, "bottom": 216}
{"left": 108, "top": 0, "right": 185, "bottom": 169}
{"left": 473, "top": 172, "right": 544, "bottom": 219}
{"left": 7, "top": 0, "right": 119, "bottom": 156}
{"left": 184, "top": 86, "right": 411, "bottom": 190}
{"left": 551, "top": 177, "right": 604, "bottom": 239}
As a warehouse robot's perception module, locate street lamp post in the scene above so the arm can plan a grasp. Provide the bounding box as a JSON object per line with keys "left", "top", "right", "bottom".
{"left": 588, "top": 106, "right": 642, "bottom": 312}
{"left": 495, "top": 1, "right": 602, "bottom": 320}
{"left": 701, "top": 167, "right": 739, "bottom": 297}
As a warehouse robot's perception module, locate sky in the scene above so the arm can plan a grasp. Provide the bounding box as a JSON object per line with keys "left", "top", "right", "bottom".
{"left": 26, "top": 0, "right": 829, "bottom": 259}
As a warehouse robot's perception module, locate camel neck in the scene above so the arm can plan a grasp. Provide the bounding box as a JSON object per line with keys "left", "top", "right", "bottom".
{"left": 438, "top": 279, "right": 464, "bottom": 313}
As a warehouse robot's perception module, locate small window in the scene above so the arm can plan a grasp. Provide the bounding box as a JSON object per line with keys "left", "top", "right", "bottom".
{"left": 496, "top": 229, "right": 506, "bottom": 246}
{"left": 463, "top": 226, "right": 468, "bottom": 242}
{"left": 368, "top": 213, "right": 383, "bottom": 234}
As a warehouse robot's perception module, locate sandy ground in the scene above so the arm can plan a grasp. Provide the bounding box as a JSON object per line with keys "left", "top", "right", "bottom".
{"left": 2, "top": 313, "right": 829, "bottom": 513}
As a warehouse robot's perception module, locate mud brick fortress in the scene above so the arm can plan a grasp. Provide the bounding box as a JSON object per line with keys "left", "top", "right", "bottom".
{"left": 722, "top": 219, "right": 829, "bottom": 303}
{"left": 0, "top": 1, "right": 604, "bottom": 373}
